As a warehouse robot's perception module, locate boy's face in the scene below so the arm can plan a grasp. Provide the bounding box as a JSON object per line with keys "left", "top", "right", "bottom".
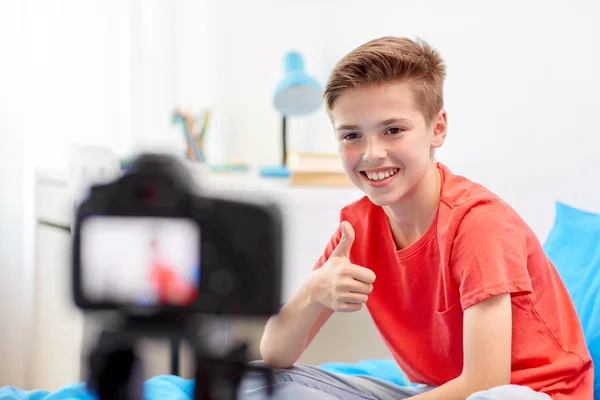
{"left": 331, "top": 82, "right": 447, "bottom": 207}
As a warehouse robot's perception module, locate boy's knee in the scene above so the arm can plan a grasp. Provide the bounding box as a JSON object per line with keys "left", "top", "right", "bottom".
{"left": 467, "top": 384, "right": 552, "bottom": 399}
{"left": 246, "top": 360, "right": 286, "bottom": 376}
{"left": 243, "top": 360, "right": 290, "bottom": 385}
{"left": 239, "top": 361, "right": 312, "bottom": 398}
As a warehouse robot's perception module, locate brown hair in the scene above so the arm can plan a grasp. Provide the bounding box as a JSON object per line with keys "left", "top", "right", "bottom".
{"left": 324, "top": 37, "right": 446, "bottom": 124}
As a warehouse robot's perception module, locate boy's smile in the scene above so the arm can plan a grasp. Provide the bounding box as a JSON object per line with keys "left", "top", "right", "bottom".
{"left": 331, "top": 81, "right": 446, "bottom": 208}
{"left": 360, "top": 167, "right": 399, "bottom": 187}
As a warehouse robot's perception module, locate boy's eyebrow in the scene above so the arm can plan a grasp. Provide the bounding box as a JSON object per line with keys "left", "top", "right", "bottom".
{"left": 335, "top": 124, "right": 360, "bottom": 132}
{"left": 335, "top": 118, "right": 411, "bottom": 132}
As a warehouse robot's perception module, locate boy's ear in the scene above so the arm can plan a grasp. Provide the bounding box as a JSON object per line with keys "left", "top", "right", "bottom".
{"left": 431, "top": 109, "right": 447, "bottom": 148}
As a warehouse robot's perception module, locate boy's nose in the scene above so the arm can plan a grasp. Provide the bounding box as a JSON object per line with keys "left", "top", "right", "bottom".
{"left": 363, "top": 140, "right": 387, "bottom": 163}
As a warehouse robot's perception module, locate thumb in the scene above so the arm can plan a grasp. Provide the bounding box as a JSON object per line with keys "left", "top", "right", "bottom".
{"left": 331, "top": 221, "right": 355, "bottom": 259}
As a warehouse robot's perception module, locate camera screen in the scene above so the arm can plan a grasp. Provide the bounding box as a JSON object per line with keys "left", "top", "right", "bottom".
{"left": 80, "top": 216, "right": 200, "bottom": 307}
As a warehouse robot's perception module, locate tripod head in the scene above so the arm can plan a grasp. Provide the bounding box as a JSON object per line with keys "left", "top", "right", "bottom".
{"left": 71, "top": 153, "right": 283, "bottom": 399}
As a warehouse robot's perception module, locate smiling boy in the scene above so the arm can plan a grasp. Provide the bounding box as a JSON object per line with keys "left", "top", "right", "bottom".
{"left": 245, "top": 37, "right": 593, "bottom": 399}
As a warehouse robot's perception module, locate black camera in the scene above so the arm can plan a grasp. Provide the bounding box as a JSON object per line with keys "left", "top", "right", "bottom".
{"left": 71, "top": 153, "right": 282, "bottom": 400}
{"left": 72, "top": 152, "right": 283, "bottom": 317}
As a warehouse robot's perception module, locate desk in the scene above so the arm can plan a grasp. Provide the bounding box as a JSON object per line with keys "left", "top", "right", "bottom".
{"left": 29, "top": 171, "right": 82, "bottom": 391}
{"left": 29, "top": 166, "right": 392, "bottom": 390}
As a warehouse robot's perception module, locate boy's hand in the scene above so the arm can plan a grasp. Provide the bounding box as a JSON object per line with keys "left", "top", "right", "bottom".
{"left": 309, "top": 221, "right": 376, "bottom": 312}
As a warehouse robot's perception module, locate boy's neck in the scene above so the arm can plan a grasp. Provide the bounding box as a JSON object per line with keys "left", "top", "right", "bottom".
{"left": 384, "top": 162, "right": 441, "bottom": 250}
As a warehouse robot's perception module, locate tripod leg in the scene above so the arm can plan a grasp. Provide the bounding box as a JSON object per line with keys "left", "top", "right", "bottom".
{"left": 193, "top": 356, "right": 215, "bottom": 400}
{"left": 192, "top": 342, "right": 276, "bottom": 400}
{"left": 170, "top": 337, "right": 181, "bottom": 376}
{"left": 86, "top": 331, "right": 144, "bottom": 400}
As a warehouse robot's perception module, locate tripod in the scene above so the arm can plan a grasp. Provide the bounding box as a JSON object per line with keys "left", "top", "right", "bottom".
{"left": 85, "top": 315, "right": 274, "bottom": 400}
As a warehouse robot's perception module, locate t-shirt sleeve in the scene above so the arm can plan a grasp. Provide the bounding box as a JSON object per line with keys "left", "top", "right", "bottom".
{"left": 450, "top": 200, "right": 533, "bottom": 310}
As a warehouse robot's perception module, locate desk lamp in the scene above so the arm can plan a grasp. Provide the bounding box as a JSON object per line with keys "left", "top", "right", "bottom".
{"left": 260, "top": 51, "right": 323, "bottom": 177}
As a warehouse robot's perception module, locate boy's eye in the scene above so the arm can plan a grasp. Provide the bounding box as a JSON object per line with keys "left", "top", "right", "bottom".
{"left": 386, "top": 127, "right": 403, "bottom": 135}
{"left": 343, "top": 133, "right": 359, "bottom": 140}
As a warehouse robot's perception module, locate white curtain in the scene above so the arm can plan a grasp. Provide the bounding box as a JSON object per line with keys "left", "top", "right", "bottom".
{"left": 0, "top": 0, "right": 26, "bottom": 387}
{"left": 21, "top": 0, "right": 217, "bottom": 167}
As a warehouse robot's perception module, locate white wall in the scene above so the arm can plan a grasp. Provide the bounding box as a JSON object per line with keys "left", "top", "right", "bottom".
{"left": 209, "top": 0, "right": 600, "bottom": 240}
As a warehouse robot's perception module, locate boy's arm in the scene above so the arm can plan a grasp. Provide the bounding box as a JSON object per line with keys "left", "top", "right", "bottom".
{"left": 259, "top": 280, "right": 333, "bottom": 369}
{"left": 410, "top": 292, "right": 512, "bottom": 400}
{"left": 260, "top": 220, "right": 368, "bottom": 369}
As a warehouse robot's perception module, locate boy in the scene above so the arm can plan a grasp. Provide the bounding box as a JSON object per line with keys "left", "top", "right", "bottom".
{"left": 241, "top": 37, "right": 593, "bottom": 399}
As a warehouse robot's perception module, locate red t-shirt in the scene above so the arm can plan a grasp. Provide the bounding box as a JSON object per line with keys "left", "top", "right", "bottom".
{"left": 313, "top": 162, "right": 593, "bottom": 399}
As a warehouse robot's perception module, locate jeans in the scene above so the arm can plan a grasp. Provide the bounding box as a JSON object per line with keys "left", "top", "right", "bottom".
{"left": 237, "top": 361, "right": 552, "bottom": 400}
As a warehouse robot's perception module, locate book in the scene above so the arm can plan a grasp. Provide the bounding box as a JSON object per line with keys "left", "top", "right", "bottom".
{"left": 289, "top": 171, "right": 352, "bottom": 187}
{"left": 286, "top": 152, "right": 345, "bottom": 174}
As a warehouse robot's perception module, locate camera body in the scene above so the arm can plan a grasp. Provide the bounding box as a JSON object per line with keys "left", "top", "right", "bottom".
{"left": 71, "top": 153, "right": 282, "bottom": 399}
{"left": 71, "top": 152, "right": 283, "bottom": 318}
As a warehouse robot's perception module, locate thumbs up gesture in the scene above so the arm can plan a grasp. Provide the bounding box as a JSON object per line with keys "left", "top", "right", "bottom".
{"left": 309, "top": 221, "right": 376, "bottom": 312}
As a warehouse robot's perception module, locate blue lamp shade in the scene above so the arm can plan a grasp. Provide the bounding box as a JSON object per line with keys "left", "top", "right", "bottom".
{"left": 259, "top": 51, "right": 322, "bottom": 178}
{"left": 273, "top": 51, "right": 323, "bottom": 116}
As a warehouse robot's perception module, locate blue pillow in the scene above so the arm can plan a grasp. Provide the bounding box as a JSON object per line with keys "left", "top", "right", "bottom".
{"left": 543, "top": 201, "right": 600, "bottom": 398}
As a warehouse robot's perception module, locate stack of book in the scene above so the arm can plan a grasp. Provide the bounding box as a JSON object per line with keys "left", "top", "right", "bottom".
{"left": 286, "top": 152, "right": 352, "bottom": 187}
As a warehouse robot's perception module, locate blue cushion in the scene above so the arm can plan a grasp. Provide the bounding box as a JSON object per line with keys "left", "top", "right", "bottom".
{"left": 543, "top": 201, "right": 600, "bottom": 398}
{"left": 319, "top": 358, "right": 411, "bottom": 387}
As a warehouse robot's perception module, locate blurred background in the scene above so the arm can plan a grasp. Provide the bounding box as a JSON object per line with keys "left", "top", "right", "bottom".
{"left": 1, "top": 0, "right": 599, "bottom": 392}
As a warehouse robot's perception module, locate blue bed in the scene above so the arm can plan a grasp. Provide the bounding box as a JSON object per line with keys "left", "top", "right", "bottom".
{"left": 1, "top": 201, "right": 598, "bottom": 399}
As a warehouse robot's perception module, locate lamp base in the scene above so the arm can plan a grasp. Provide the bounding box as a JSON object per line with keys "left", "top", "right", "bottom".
{"left": 259, "top": 165, "right": 290, "bottom": 178}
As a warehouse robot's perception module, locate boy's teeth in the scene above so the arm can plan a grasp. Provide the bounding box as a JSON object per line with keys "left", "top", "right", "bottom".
{"left": 365, "top": 169, "right": 397, "bottom": 181}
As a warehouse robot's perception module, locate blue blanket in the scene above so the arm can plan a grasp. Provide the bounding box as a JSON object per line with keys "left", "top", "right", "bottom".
{"left": 0, "top": 360, "right": 407, "bottom": 399}
{"left": 0, "top": 375, "right": 194, "bottom": 400}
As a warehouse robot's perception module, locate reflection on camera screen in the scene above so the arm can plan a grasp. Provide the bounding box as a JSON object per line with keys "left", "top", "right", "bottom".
{"left": 80, "top": 216, "right": 200, "bottom": 306}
